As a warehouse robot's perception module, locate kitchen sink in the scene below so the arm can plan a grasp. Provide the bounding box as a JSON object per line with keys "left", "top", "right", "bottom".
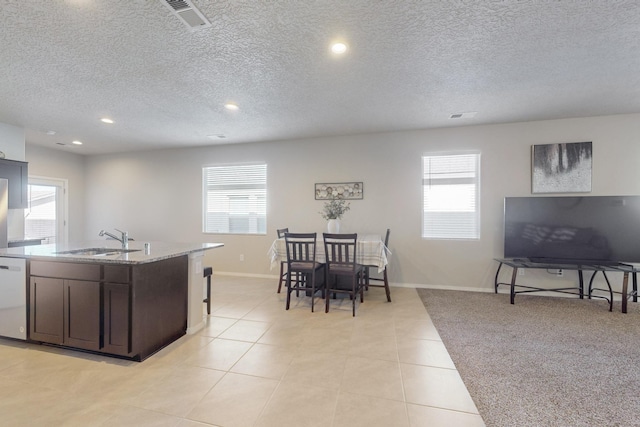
{"left": 55, "top": 247, "right": 141, "bottom": 256}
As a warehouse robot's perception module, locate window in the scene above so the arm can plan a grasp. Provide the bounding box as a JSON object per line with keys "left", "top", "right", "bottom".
{"left": 422, "top": 152, "right": 480, "bottom": 239}
{"left": 24, "top": 177, "right": 68, "bottom": 245}
{"left": 203, "top": 163, "right": 267, "bottom": 234}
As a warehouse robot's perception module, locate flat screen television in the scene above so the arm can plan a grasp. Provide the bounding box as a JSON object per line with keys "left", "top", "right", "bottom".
{"left": 503, "top": 196, "right": 640, "bottom": 264}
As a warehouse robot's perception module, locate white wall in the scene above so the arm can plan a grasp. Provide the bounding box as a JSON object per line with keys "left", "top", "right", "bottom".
{"left": 25, "top": 145, "right": 86, "bottom": 243}
{"left": 0, "top": 122, "right": 25, "bottom": 161}
{"left": 80, "top": 113, "right": 640, "bottom": 291}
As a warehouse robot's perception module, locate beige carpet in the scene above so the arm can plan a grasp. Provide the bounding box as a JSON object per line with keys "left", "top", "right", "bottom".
{"left": 417, "top": 289, "right": 640, "bottom": 427}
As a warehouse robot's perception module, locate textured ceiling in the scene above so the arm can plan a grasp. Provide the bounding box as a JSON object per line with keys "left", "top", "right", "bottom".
{"left": 1, "top": 0, "right": 639, "bottom": 155}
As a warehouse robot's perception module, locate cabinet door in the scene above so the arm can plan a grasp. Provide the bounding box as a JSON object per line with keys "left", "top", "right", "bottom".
{"left": 102, "top": 283, "right": 131, "bottom": 356}
{"left": 0, "top": 158, "right": 28, "bottom": 209}
{"left": 64, "top": 280, "right": 100, "bottom": 351}
{"left": 29, "top": 277, "right": 64, "bottom": 344}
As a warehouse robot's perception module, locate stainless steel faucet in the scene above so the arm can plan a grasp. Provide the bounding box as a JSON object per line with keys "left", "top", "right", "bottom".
{"left": 99, "top": 228, "right": 129, "bottom": 249}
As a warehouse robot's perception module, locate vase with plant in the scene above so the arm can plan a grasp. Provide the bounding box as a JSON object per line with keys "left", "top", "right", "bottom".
{"left": 320, "top": 198, "right": 350, "bottom": 233}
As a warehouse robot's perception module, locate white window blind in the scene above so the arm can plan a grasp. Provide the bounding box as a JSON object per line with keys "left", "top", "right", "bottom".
{"left": 422, "top": 153, "right": 480, "bottom": 239}
{"left": 203, "top": 164, "right": 267, "bottom": 234}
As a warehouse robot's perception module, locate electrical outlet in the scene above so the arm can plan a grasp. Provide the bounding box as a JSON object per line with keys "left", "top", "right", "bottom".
{"left": 556, "top": 269, "right": 563, "bottom": 277}
{"left": 518, "top": 269, "right": 525, "bottom": 276}
{"left": 239, "top": 254, "right": 245, "bottom": 261}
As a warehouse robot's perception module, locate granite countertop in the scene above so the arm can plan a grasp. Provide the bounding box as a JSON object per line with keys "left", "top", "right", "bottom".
{"left": 0, "top": 240, "right": 223, "bottom": 264}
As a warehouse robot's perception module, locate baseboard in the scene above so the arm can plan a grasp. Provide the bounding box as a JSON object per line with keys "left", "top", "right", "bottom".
{"left": 186, "top": 320, "right": 205, "bottom": 335}
{"left": 391, "top": 282, "right": 494, "bottom": 293}
{"left": 214, "top": 271, "right": 279, "bottom": 279}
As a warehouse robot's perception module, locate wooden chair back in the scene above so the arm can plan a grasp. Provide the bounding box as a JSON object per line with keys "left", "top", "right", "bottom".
{"left": 277, "top": 228, "right": 289, "bottom": 238}
{"left": 323, "top": 233, "right": 358, "bottom": 273}
{"left": 284, "top": 232, "right": 318, "bottom": 264}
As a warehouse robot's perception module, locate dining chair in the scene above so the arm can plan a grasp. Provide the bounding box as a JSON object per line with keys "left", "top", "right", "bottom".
{"left": 364, "top": 229, "right": 392, "bottom": 302}
{"left": 284, "top": 232, "right": 325, "bottom": 312}
{"left": 323, "top": 233, "right": 365, "bottom": 316}
{"left": 276, "top": 228, "right": 289, "bottom": 293}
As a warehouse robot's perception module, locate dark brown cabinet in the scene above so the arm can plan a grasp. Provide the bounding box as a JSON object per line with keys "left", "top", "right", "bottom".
{"left": 0, "top": 158, "right": 28, "bottom": 209}
{"left": 64, "top": 279, "right": 100, "bottom": 351}
{"left": 29, "top": 261, "right": 116, "bottom": 353}
{"left": 29, "top": 275, "right": 101, "bottom": 351}
{"left": 28, "top": 256, "right": 187, "bottom": 361}
{"left": 103, "top": 264, "right": 132, "bottom": 356}
{"left": 30, "top": 276, "right": 64, "bottom": 344}
{"left": 103, "top": 283, "right": 130, "bottom": 355}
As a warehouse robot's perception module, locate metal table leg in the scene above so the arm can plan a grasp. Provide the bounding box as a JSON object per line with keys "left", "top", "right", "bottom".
{"left": 587, "top": 270, "right": 613, "bottom": 312}
{"left": 588, "top": 271, "right": 597, "bottom": 299}
{"left": 510, "top": 266, "right": 518, "bottom": 304}
{"left": 578, "top": 270, "right": 584, "bottom": 299}
{"left": 494, "top": 262, "right": 503, "bottom": 294}
{"left": 622, "top": 272, "right": 629, "bottom": 313}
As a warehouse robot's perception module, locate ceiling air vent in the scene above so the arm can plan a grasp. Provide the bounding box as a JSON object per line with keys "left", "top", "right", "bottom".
{"left": 449, "top": 112, "right": 478, "bottom": 119}
{"left": 161, "top": 0, "right": 211, "bottom": 31}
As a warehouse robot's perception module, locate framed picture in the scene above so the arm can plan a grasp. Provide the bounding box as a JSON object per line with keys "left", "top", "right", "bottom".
{"left": 532, "top": 142, "right": 592, "bottom": 193}
{"left": 315, "top": 182, "right": 363, "bottom": 200}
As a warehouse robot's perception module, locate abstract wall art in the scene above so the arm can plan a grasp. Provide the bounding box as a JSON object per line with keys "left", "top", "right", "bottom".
{"left": 315, "top": 182, "right": 363, "bottom": 200}
{"left": 532, "top": 142, "right": 592, "bottom": 193}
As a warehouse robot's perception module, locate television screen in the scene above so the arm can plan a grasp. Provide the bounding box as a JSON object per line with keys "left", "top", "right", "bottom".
{"left": 504, "top": 196, "right": 640, "bottom": 264}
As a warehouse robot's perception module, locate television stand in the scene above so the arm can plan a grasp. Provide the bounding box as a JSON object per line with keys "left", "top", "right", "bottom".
{"left": 494, "top": 258, "right": 640, "bottom": 312}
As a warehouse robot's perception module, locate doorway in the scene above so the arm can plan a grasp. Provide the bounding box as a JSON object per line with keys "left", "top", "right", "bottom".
{"left": 24, "top": 177, "right": 68, "bottom": 245}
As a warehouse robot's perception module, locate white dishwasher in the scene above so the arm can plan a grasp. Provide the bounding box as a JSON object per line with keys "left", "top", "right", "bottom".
{"left": 0, "top": 257, "right": 27, "bottom": 340}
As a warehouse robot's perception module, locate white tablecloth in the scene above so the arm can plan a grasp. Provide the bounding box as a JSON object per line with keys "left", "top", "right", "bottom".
{"left": 268, "top": 234, "right": 390, "bottom": 273}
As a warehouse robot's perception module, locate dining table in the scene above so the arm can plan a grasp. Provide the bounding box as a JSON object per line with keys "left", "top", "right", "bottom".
{"left": 268, "top": 233, "right": 390, "bottom": 272}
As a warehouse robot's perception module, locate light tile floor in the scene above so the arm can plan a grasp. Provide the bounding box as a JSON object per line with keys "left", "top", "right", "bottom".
{"left": 0, "top": 276, "right": 486, "bottom": 427}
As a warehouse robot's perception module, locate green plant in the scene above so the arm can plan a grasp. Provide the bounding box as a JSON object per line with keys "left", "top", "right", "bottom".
{"left": 320, "top": 198, "right": 350, "bottom": 220}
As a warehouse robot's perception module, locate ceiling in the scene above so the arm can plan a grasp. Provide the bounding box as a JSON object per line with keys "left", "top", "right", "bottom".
{"left": 1, "top": 0, "right": 639, "bottom": 156}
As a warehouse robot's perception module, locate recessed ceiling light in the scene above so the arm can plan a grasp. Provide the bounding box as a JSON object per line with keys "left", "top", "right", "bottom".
{"left": 71, "top": 140, "right": 83, "bottom": 145}
{"left": 331, "top": 42, "right": 348, "bottom": 54}
{"left": 45, "top": 130, "right": 56, "bottom": 136}
{"left": 207, "top": 134, "right": 227, "bottom": 139}
{"left": 224, "top": 103, "right": 239, "bottom": 111}
{"left": 101, "top": 118, "right": 114, "bottom": 124}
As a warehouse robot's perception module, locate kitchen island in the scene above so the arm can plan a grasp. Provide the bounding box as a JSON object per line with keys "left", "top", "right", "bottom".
{"left": 0, "top": 240, "right": 223, "bottom": 361}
